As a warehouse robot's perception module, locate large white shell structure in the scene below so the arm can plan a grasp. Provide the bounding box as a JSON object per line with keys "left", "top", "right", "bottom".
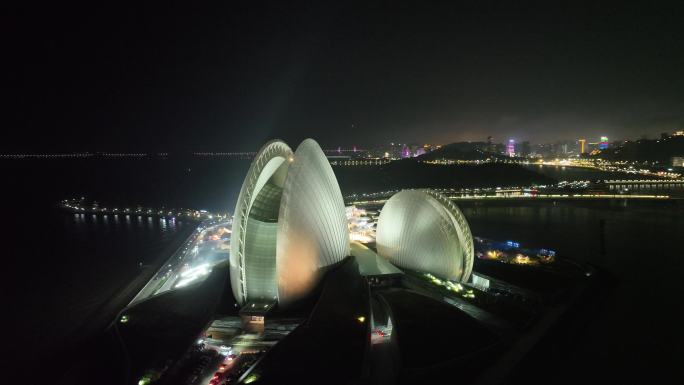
{"left": 376, "top": 189, "right": 474, "bottom": 282}
{"left": 230, "top": 139, "right": 350, "bottom": 306}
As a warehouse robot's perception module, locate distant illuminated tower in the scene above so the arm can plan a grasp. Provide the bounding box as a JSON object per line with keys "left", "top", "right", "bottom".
{"left": 599, "top": 136, "right": 609, "bottom": 150}
{"left": 579, "top": 139, "right": 586, "bottom": 154}
{"left": 507, "top": 139, "right": 515, "bottom": 157}
{"left": 402, "top": 146, "right": 411, "bottom": 158}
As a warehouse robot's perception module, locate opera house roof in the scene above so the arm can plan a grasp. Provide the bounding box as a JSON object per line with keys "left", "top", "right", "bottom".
{"left": 230, "top": 139, "right": 349, "bottom": 306}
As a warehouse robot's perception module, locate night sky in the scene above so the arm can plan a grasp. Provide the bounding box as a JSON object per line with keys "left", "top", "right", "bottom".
{"left": 4, "top": 1, "right": 684, "bottom": 152}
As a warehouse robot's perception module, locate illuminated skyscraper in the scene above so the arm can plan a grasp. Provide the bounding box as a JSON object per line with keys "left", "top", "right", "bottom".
{"left": 599, "top": 136, "right": 609, "bottom": 150}
{"left": 402, "top": 145, "right": 411, "bottom": 158}
{"left": 507, "top": 139, "right": 515, "bottom": 157}
{"left": 579, "top": 139, "right": 586, "bottom": 154}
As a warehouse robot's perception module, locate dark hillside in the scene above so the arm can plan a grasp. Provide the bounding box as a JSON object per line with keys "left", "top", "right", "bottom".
{"left": 334, "top": 159, "right": 556, "bottom": 194}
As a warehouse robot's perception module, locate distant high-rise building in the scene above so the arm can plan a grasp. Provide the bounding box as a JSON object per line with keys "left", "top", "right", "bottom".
{"left": 486, "top": 136, "right": 494, "bottom": 152}
{"left": 507, "top": 139, "right": 515, "bottom": 157}
{"left": 599, "top": 136, "right": 609, "bottom": 150}
{"left": 578, "top": 139, "right": 586, "bottom": 154}
{"left": 520, "top": 141, "right": 531, "bottom": 157}
{"left": 401, "top": 145, "right": 411, "bottom": 158}
{"left": 672, "top": 157, "right": 684, "bottom": 167}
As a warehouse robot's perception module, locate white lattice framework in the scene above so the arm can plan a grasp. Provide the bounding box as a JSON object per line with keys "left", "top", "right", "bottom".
{"left": 230, "top": 140, "right": 293, "bottom": 305}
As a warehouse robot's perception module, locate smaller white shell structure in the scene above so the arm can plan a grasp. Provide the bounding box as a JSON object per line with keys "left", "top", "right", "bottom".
{"left": 230, "top": 139, "right": 349, "bottom": 306}
{"left": 376, "top": 189, "right": 474, "bottom": 282}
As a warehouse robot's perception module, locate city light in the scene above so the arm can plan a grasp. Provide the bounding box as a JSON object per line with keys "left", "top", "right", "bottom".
{"left": 346, "top": 205, "right": 376, "bottom": 243}
{"left": 507, "top": 139, "right": 516, "bottom": 157}
{"left": 244, "top": 374, "right": 259, "bottom": 384}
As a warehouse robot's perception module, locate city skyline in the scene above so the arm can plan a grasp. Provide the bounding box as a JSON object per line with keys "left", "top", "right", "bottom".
{"left": 2, "top": 130, "right": 679, "bottom": 154}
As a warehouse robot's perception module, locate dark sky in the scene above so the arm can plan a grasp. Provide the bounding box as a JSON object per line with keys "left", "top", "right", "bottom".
{"left": 4, "top": 1, "right": 684, "bottom": 152}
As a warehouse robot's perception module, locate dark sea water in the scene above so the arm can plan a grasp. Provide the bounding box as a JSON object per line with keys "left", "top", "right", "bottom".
{"left": 10, "top": 209, "right": 190, "bottom": 349}
{"left": 3, "top": 158, "right": 251, "bottom": 370}
{"left": 3, "top": 159, "right": 683, "bottom": 383}
{"left": 462, "top": 200, "right": 684, "bottom": 383}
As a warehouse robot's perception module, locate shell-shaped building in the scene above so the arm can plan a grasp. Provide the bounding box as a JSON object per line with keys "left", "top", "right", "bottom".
{"left": 376, "top": 189, "right": 474, "bottom": 282}
{"left": 230, "top": 139, "right": 350, "bottom": 306}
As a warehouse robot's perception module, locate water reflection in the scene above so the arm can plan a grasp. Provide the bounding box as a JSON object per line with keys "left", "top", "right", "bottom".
{"left": 73, "top": 213, "right": 84, "bottom": 224}
{"left": 461, "top": 199, "right": 684, "bottom": 380}
{"left": 461, "top": 200, "right": 684, "bottom": 282}
{"left": 526, "top": 165, "right": 644, "bottom": 181}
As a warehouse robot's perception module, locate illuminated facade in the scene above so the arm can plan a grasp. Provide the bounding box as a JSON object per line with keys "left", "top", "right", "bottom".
{"left": 507, "top": 139, "right": 515, "bottom": 157}
{"left": 230, "top": 139, "right": 349, "bottom": 306}
{"left": 376, "top": 189, "right": 474, "bottom": 282}
{"left": 346, "top": 205, "right": 376, "bottom": 243}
